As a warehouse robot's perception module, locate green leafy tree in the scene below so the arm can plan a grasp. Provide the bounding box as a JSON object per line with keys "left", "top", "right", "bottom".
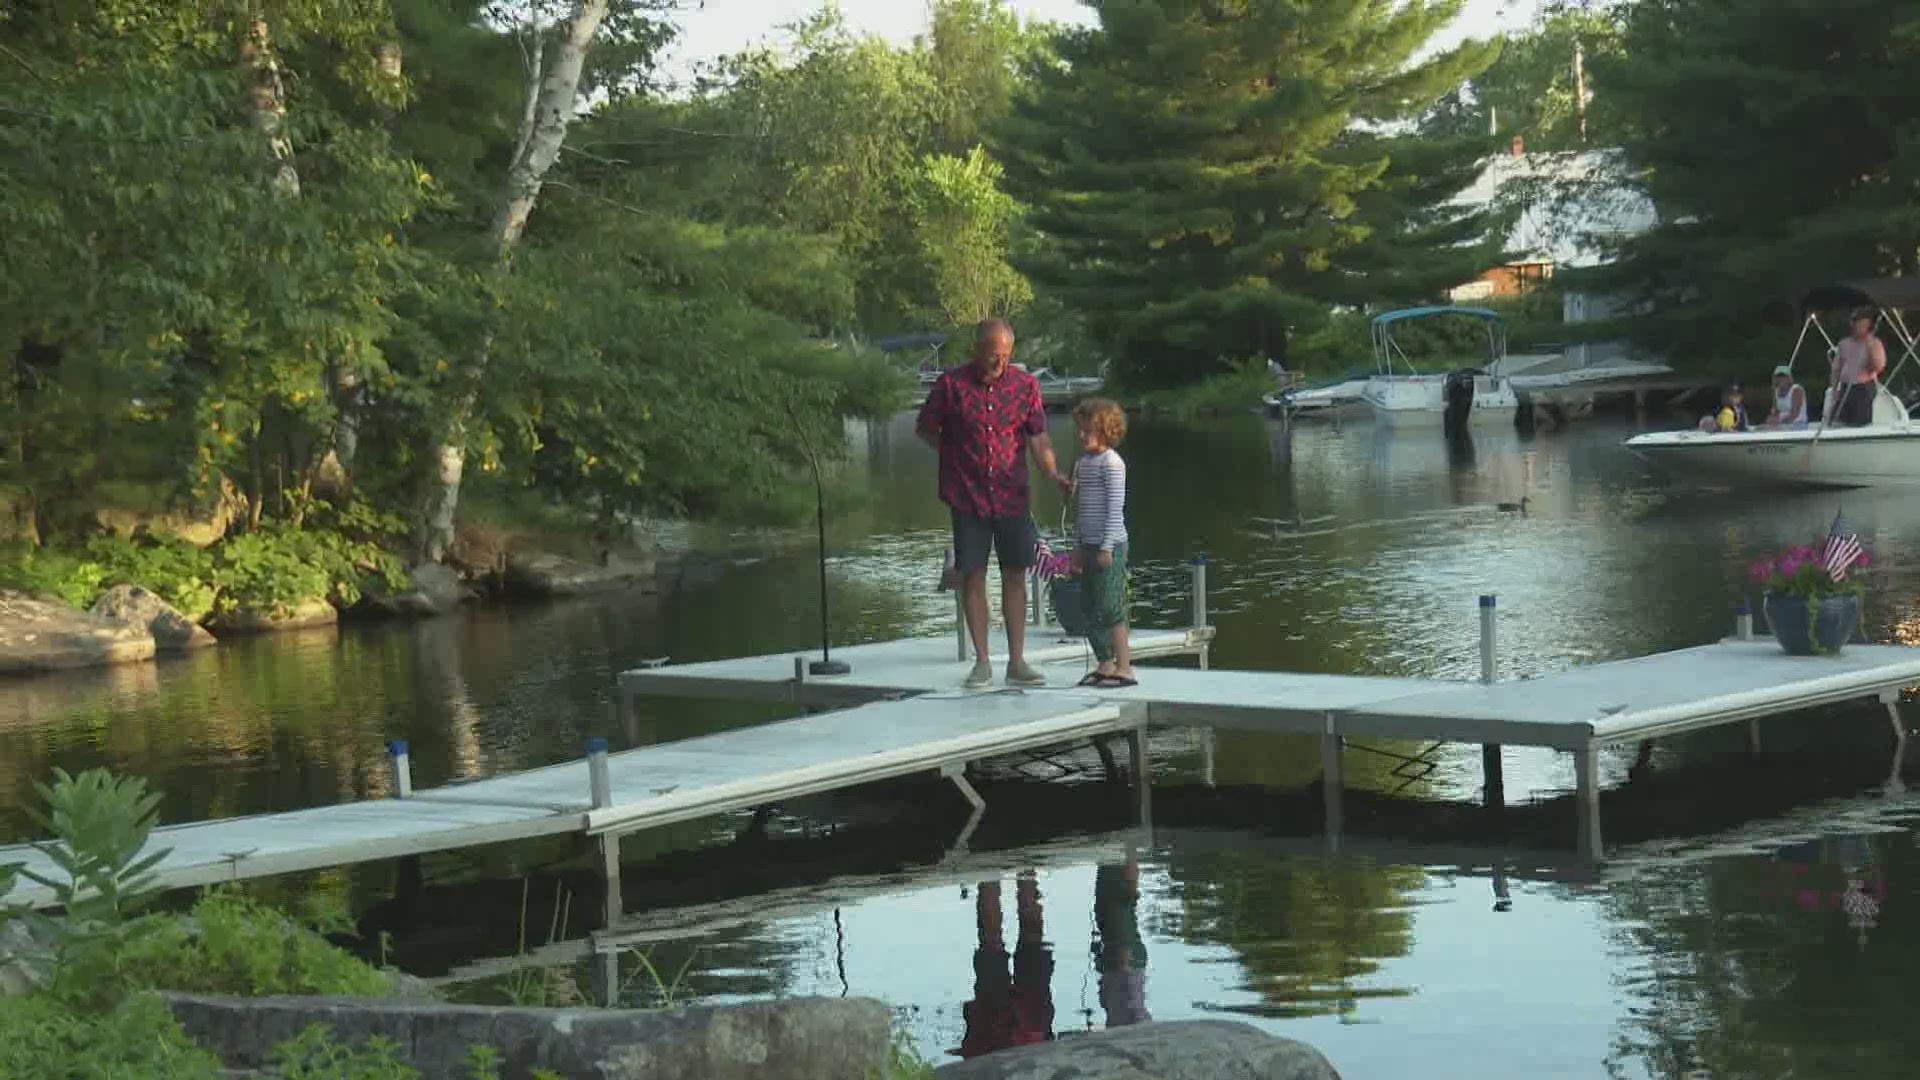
{"left": 996, "top": 0, "right": 1499, "bottom": 387}
{"left": 910, "top": 147, "right": 1033, "bottom": 326}
{"left": 1579, "top": 0, "right": 1920, "bottom": 366}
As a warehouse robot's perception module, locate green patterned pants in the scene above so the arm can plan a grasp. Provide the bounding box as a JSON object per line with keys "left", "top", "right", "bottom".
{"left": 1079, "top": 542, "right": 1129, "bottom": 662}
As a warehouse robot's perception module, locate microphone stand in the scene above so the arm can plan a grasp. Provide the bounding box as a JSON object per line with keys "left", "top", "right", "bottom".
{"left": 790, "top": 405, "right": 849, "bottom": 676}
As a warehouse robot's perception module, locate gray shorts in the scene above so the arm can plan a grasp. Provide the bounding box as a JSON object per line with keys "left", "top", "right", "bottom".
{"left": 951, "top": 510, "right": 1038, "bottom": 574}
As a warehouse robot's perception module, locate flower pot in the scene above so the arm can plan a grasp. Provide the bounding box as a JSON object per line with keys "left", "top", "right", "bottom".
{"left": 1050, "top": 579, "right": 1087, "bottom": 636}
{"left": 1763, "top": 592, "right": 1859, "bottom": 656}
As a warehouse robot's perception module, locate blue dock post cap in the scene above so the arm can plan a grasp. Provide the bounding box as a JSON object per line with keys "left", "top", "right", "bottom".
{"left": 1479, "top": 595, "right": 1496, "bottom": 608}
{"left": 1737, "top": 598, "right": 1751, "bottom": 616}
{"left": 1190, "top": 552, "right": 1208, "bottom": 565}
{"left": 584, "top": 737, "right": 609, "bottom": 755}
{"left": 385, "top": 740, "right": 408, "bottom": 757}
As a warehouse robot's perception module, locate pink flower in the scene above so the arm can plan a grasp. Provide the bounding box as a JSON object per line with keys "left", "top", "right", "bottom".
{"left": 1780, "top": 554, "right": 1806, "bottom": 578}
{"left": 1855, "top": 550, "right": 1872, "bottom": 568}
{"left": 1748, "top": 557, "right": 1777, "bottom": 584}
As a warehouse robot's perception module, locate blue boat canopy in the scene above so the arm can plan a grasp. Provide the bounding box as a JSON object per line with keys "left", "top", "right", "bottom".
{"left": 1370, "top": 305, "right": 1504, "bottom": 327}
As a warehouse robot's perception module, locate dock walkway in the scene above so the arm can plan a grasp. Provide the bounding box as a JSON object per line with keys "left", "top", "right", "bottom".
{"left": 0, "top": 692, "right": 1140, "bottom": 914}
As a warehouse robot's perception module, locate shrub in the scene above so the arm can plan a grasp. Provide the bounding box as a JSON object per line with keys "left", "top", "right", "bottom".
{"left": 0, "top": 993, "right": 221, "bottom": 1080}
{"left": 0, "top": 544, "right": 105, "bottom": 609}
{"left": 212, "top": 522, "right": 407, "bottom": 616}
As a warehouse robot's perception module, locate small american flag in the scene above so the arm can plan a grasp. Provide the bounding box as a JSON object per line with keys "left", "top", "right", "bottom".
{"left": 1821, "top": 511, "right": 1863, "bottom": 582}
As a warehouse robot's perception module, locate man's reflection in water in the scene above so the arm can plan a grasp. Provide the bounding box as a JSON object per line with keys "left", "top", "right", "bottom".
{"left": 959, "top": 872, "right": 1055, "bottom": 1058}
{"left": 1094, "top": 858, "right": 1151, "bottom": 1028}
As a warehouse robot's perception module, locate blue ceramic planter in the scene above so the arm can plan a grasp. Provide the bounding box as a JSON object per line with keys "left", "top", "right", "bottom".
{"left": 1764, "top": 592, "right": 1859, "bottom": 656}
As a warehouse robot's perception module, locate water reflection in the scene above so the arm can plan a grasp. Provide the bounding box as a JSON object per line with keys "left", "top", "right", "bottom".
{"left": 958, "top": 874, "right": 1055, "bottom": 1058}
{"left": 1093, "top": 858, "right": 1151, "bottom": 1028}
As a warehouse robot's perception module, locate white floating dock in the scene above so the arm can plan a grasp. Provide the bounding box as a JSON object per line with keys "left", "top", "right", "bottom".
{"left": 0, "top": 693, "right": 1142, "bottom": 915}
{"left": 623, "top": 626, "right": 1920, "bottom": 857}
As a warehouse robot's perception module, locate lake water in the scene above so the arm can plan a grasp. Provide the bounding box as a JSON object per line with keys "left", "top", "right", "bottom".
{"left": 5, "top": 410, "right": 1920, "bottom": 1077}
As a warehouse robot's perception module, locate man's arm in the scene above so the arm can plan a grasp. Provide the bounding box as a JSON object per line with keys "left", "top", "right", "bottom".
{"left": 1872, "top": 338, "right": 1889, "bottom": 378}
{"left": 1028, "top": 431, "right": 1060, "bottom": 485}
{"left": 915, "top": 376, "right": 945, "bottom": 446}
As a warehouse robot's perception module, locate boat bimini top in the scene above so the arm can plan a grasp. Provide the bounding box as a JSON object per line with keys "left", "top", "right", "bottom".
{"left": 1369, "top": 306, "right": 1508, "bottom": 378}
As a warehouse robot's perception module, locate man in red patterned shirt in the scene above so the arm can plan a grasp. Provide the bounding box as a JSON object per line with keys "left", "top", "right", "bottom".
{"left": 917, "top": 319, "right": 1067, "bottom": 688}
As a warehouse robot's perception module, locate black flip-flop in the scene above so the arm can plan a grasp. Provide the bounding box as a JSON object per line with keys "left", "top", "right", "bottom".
{"left": 1091, "top": 674, "right": 1138, "bottom": 689}
{"left": 1075, "top": 671, "right": 1105, "bottom": 687}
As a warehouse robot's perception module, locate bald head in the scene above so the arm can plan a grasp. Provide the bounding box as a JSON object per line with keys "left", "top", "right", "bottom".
{"left": 972, "top": 318, "right": 1014, "bottom": 381}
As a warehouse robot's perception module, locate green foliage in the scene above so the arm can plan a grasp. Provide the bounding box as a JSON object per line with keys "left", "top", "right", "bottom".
{"left": 997, "top": 0, "right": 1500, "bottom": 387}
{"left": 1425, "top": 8, "right": 1630, "bottom": 151}
{"left": 270, "top": 1026, "right": 416, "bottom": 1080}
{"left": 108, "top": 890, "right": 392, "bottom": 1002}
{"left": 213, "top": 508, "right": 407, "bottom": 615}
{"left": 0, "top": 545, "right": 106, "bottom": 609}
{"left": 1130, "top": 359, "right": 1271, "bottom": 419}
{"left": 872, "top": 1030, "right": 937, "bottom": 1080}
{"left": 14, "top": 768, "right": 169, "bottom": 971}
{"left": 1585, "top": 0, "right": 1920, "bottom": 365}
{"left": 909, "top": 146, "right": 1032, "bottom": 325}
{"left": 0, "top": 994, "right": 221, "bottom": 1080}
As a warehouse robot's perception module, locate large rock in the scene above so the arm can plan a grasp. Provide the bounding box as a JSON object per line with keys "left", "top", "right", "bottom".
{"left": 160, "top": 993, "right": 890, "bottom": 1080}
{"left": 504, "top": 551, "right": 654, "bottom": 598}
{"left": 0, "top": 589, "right": 155, "bottom": 675}
{"left": 90, "top": 584, "right": 216, "bottom": 652}
{"left": 933, "top": 1020, "right": 1341, "bottom": 1080}
{"left": 362, "top": 563, "right": 477, "bottom": 618}
{"left": 208, "top": 597, "right": 337, "bottom": 636}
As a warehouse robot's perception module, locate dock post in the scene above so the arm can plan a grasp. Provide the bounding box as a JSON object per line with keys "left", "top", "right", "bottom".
{"left": 1320, "top": 713, "right": 1344, "bottom": 853}
{"left": 1573, "top": 743, "right": 1602, "bottom": 859}
{"left": 939, "top": 762, "right": 987, "bottom": 856}
{"left": 385, "top": 741, "right": 413, "bottom": 799}
{"left": 1189, "top": 554, "right": 1210, "bottom": 670}
{"left": 1478, "top": 596, "right": 1505, "bottom": 811}
{"left": 586, "top": 738, "right": 621, "bottom": 927}
{"left": 1125, "top": 720, "right": 1153, "bottom": 831}
{"left": 1882, "top": 690, "right": 1908, "bottom": 745}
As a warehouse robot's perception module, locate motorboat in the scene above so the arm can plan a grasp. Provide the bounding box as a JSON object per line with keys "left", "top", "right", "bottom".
{"left": 1625, "top": 279, "right": 1920, "bottom": 488}
{"left": 1263, "top": 365, "right": 1371, "bottom": 417}
{"left": 1359, "top": 306, "right": 1520, "bottom": 427}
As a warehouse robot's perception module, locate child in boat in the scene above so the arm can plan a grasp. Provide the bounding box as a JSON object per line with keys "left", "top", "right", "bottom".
{"left": 1070, "top": 398, "right": 1134, "bottom": 688}
{"left": 1697, "top": 382, "right": 1750, "bottom": 433}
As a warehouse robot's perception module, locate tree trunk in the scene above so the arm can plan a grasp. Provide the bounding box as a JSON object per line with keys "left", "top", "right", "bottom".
{"left": 315, "top": 40, "right": 403, "bottom": 501}
{"left": 414, "top": 0, "right": 609, "bottom": 564}
{"left": 239, "top": 12, "right": 300, "bottom": 197}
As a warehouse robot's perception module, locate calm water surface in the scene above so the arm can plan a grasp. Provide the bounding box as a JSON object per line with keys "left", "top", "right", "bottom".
{"left": 5, "top": 411, "right": 1920, "bottom": 1078}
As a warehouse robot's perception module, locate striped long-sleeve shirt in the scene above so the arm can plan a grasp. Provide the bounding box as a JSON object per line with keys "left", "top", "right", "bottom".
{"left": 1074, "top": 449, "right": 1128, "bottom": 552}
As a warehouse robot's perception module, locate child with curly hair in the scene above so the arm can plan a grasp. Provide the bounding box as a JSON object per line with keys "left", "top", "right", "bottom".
{"left": 1070, "top": 398, "right": 1134, "bottom": 688}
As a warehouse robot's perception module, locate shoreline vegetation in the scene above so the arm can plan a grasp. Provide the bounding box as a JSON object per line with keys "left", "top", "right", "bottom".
{"left": 0, "top": 767, "right": 937, "bottom": 1078}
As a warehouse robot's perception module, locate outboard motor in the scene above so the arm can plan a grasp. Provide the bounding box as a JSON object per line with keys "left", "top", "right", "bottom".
{"left": 1442, "top": 369, "right": 1476, "bottom": 434}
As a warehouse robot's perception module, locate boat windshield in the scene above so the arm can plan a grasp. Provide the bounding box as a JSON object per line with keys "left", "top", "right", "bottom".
{"left": 1370, "top": 307, "right": 1507, "bottom": 378}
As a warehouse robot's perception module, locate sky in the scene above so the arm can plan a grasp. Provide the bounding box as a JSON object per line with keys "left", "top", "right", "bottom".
{"left": 662, "top": 0, "right": 1545, "bottom": 77}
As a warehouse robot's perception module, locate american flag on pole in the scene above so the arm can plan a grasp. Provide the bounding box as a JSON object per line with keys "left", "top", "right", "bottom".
{"left": 1821, "top": 510, "right": 1864, "bottom": 582}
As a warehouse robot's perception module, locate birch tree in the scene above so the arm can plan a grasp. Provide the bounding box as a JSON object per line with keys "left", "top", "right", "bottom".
{"left": 415, "top": 0, "right": 610, "bottom": 564}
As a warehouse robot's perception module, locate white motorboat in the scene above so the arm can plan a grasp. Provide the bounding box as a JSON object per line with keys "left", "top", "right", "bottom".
{"left": 1359, "top": 306, "right": 1519, "bottom": 427}
{"left": 1625, "top": 279, "right": 1920, "bottom": 489}
{"left": 1263, "top": 366, "right": 1371, "bottom": 417}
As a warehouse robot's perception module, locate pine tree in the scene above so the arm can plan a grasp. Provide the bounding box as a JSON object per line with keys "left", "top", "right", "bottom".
{"left": 996, "top": 0, "right": 1497, "bottom": 385}
{"left": 1585, "top": 0, "right": 1920, "bottom": 364}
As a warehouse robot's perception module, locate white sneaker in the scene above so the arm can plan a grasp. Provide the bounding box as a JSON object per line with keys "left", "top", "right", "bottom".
{"left": 963, "top": 660, "right": 993, "bottom": 689}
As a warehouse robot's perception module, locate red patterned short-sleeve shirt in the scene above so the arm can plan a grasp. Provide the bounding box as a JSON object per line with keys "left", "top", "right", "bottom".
{"left": 917, "top": 364, "right": 1047, "bottom": 520}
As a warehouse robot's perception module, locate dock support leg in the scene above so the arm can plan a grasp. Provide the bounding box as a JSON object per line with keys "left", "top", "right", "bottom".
{"left": 1749, "top": 720, "right": 1763, "bottom": 756}
{"left": 1482, "top": 744, "right": 1505, "bottom": 812}
{"left": 1093, "top": 737, "right": 1121, "bottom": 783}
{"left": 1320, "top": 724, "right": 1344, "bottom": 852}
{"left": 1126, "top": 727, "right": 1152, "bottom": 830}
{"left": 941, "top": 763, "right": 986, "bottom": 857}
{"left": 1573, "top": 745, "right": 1602, "bottom": 860}
{"left": 599, "top": 833, "right": 623, "bottom": 929}
{"left": 1882, "top": 691, "right": 1907, "bottom": 745}
{"left": 1189, "top": 556, "right": 1209, "bottom": 670}
{"left": 1199, "top": 727, "right": 1216, "bottom": 788}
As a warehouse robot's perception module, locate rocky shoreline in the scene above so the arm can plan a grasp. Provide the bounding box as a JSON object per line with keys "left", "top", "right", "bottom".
{"left": 0, "top": 549, "right": 666, "bottom": 679}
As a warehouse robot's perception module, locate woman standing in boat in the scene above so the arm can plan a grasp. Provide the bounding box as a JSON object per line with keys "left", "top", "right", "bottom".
{"left": 1828, "top": 310, "right": 1887, "bottom": 426}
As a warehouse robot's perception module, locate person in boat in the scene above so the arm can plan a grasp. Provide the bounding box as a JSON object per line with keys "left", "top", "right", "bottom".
{"left": 1761, "top": 365, "right": 1809, "bottom": 430}
{"left": 1696, "top": 382, "right": 1750, "bottom": 432}
{"left": 1828, "top": 309, "right": 1887, "bottom": 427}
